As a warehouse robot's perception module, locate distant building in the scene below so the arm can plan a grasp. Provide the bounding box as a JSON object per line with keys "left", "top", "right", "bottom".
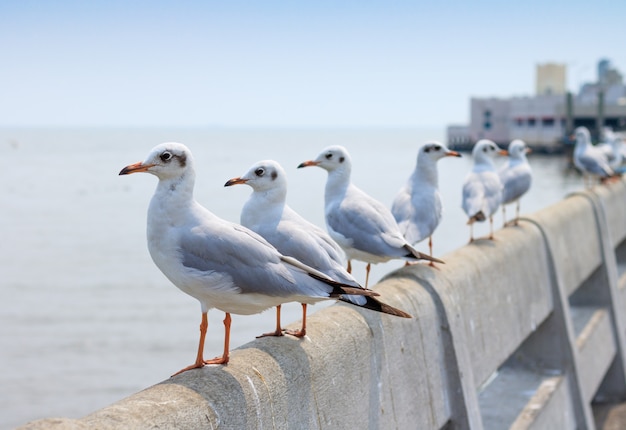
{"left": 536, "top": 63, "right": 567, "bottom": 96}
{"left": 447, "top": 59, "right": 626, "bottom": 151}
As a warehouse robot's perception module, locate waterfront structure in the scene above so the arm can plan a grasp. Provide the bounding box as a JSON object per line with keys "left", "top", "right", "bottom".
{"left": 448, "top": 59, "right": 626, "bottom": 151}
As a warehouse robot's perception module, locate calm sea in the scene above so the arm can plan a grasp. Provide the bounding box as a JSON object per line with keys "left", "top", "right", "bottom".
{"left": 0, "top": 127, "right": 583, "bottom": 428}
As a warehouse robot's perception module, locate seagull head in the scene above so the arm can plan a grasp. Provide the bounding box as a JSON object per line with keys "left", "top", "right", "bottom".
{"left": 225, "top": 160, "right": 287, "bottom": 194}
{"left": 419, "top": 141, "right": 461, "bottom": 162}
{"left": 298, "top": 145, "right": 352, "bottom": 173}
{"left": 119, "top": 142, "right": 194, "bottom": 181}
{"left": 574, "top": 127, "right": 591, "bottom": 145}
{"left": 504, "top": 139, "right": 531, "bottom": 159}
{"left": 472, "top": 139, "right": 501, "bottom": 165}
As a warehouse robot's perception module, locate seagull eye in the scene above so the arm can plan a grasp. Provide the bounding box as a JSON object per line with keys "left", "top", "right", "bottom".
{"left": 160, "top": 151, "right": 173, "bottom": 162}
{"left": 255, "top": 168, "right": 265, "bottom": 177}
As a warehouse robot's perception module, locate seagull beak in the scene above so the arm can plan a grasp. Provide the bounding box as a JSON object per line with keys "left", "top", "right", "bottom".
{"left": 525, "top": 148, "right": 533, "bottom": 154}
{"left": 446, "top": 150, "right": 462, "bottom": 158}
{"left": 499, "top": 150, "right": 509, "bottom": 156}
{"left": 297, "top": 160, "right": 319, "bottom": 168}
{"left": 119, "top": 162, "right": 154, "bottom": 175}
{"left": 224, "top": 177, "right": 248, "bottom": 187}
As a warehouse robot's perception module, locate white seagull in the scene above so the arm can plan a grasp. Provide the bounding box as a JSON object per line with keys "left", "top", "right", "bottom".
{"left": 298, "top": 145, "right": 443, "bottom": 287}
{"left": 119, "top": 143, "right": 378, "bottom": 375}
{"left": 225, "top": 159, "right": 411, "bottom": 336}
{"left": 462, "top": 139, "right": 503, "bottom": 241}
{"left": 597, "top": 127, "right": 625, "bottom": 171}
{"left": 573, "top": 126, "right": 615, "bottom": 187}
{"left": 498, "top": 139, "right": 532, "bottom": 226}
{"left": 391, "top": 141, "right": 461, "bottom": 263}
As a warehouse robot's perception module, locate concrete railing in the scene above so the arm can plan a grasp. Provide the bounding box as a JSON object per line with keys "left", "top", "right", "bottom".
{"left": 20, "top": 179, "right": 626, "bottom": 430}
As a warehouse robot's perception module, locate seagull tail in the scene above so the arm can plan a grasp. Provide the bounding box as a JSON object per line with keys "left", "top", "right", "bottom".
{"left": 307, "top": 272, "right": 380, "bottom": 297}
{"left": 403, "top": 244, "right": 445, "bottom": 264}
{"left": 339, "top": 295, "right": 412, "bottom": 318}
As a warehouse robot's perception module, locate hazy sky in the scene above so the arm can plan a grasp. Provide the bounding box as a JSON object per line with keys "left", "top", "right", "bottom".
{"left": 1, "top": 0, "right": 624, "bottom": 128}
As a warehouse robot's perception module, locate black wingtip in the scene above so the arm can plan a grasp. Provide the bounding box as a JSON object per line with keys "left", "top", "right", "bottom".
{"left": 339, "top": 295, "right": 412, "bottom": 318}
{"left": 307, "top": 272, "right": 379, "bottom": 297}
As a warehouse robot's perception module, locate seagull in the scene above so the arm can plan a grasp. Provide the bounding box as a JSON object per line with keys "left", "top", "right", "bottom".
{"left": 391, "top": 141, "right": 461, "bottom": 264}
{"left": 225, "top": 159, "right": 411, "bottom": 336}
{"left": 597, "top": 127, "right": 625, "bottom": 172}
{"left": 462, "top": 139, "right": 503, "bottom": 242}
{"left": 298, "top": 145, "right": 443, "bottom": 287}
{"left": 498, "top": 139, "right": 532, "bottom": 226}
{"left": 119, "top": 143, "right": 379, "bottom": 375}
{"left": 573, "top": 126, "right": 615, "bottom": 187}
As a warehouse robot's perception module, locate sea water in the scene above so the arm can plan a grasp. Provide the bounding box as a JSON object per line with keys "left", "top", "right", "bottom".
{"left": 0, "top": 127, "right": 583, "bottom": 428}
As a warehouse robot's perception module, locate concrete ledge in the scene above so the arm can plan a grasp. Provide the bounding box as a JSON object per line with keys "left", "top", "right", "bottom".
{"left": 415, "top": 222, "right": 553, "bottom": 388}
{"left": 528, "top": 194, "right": 603, "bottom": 297}
{"left": 595, "top": 180, "right": 626, "bottom": 245}
{"left": 20, "top": 270, "right": 455, "bottom": 429}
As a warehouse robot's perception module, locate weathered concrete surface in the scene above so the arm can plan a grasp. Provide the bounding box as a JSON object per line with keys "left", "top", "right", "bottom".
{"left": 19, "top": 275, "right": 455, "bottom": 429}
{"left": 18, "top": 178, "right": 626, "bottom": 429}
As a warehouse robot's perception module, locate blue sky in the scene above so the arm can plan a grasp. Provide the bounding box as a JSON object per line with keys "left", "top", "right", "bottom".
{"left": 1, "top": 0, "right": 624, "bottom": 128}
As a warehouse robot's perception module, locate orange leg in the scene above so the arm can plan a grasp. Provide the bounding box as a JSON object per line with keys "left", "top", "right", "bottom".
{"left": 285, "top": 303, "right": 307, "bottom": 337}
{"left": 203, "top": 312, "right": 231, "bottom": 366}
{"left": 347, "top": 259, "right": 352, "bottom": 273}
{"left": 365, "top": 263, "right": 371, "bottom": 288}
{"left": 257, "top": 305, "right": 284, "bottom": 337}
{"left": 172, "top": 311, "right": 231, "bottom": 376}
{"left": 428, "top": 236, "right": 436, "bottom": 267}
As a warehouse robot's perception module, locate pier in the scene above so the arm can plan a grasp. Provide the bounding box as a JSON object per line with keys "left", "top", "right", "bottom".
{"left": 19, "top": 179, "right": 626, "bottom": 429}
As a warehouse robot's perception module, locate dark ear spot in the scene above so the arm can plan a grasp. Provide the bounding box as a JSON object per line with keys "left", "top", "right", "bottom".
{"left": 483, "top": 146, "right": 488, "bottom": 153}
{"left": 339, "top": 156, "right": 345, "bottom": 163}
{"left": 271, "top": 171, "right": 277, "bottom": 180}
{"left": 424, "top": 146, "right": 431, "bottom": 153}
{"left": 177, "top": 153, "right": 187, "bottom": 168}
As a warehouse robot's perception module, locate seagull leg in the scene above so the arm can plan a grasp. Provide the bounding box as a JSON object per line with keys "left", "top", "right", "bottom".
{"left": 428, "top": 236, "right": 436, "bottom": 267}
{"left": 514, "top": 200, "right": 520, "bottom": 226}
{"left": 347, "top": 260, "right": 352, "bottom": 274}
{"left": 502, "top": 205, "right": 507, "bottom": 226}
{"left": 172, "top": 311, "right": 210, "bottom": 376}
{"left": 489, "top": 216, "right": 494, "bottom": 240}
{"left": 204, "top": 313, "right": 231, "bottom": 365}
{"left": 365, "top": 263, "right": 371, "bottom": 288}
{"left": 285, "top": 303, "right": 307, "bottom": 338}
{"left": 257, "top": 305, "right": 284, "bottom": 337}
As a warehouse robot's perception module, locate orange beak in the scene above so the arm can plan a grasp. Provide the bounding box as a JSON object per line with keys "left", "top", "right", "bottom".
{"left": 119, "top": 162, "right": 154, "bottom": 175}
{"left": 297, "top": 160, "right": 320, "bottom": 168}
{"left": 499, "top": 150, "right": 509, "bottom": 156}
{"left": 224, "top": 177, "right": 248, "bottom": 187}
{"left": 446, "top": 150, "right": 462, "bottom": 158}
